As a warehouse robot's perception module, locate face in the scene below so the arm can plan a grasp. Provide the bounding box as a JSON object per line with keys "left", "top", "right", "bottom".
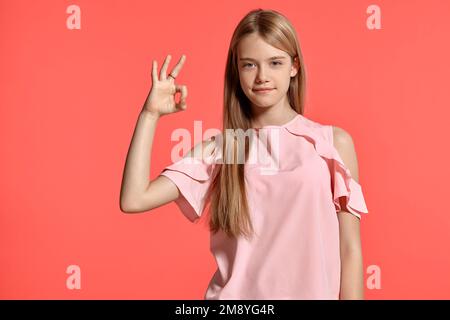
{"left": 237, "top": 33, "right": 298, "bottom": 110}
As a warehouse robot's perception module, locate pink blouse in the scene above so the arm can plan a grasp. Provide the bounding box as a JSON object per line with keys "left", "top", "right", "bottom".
{"left": 159, "top": 113, "right": 369, "bottom": 300}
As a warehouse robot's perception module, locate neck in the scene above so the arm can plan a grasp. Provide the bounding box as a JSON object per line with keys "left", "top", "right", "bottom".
{"left": 250, "top": 98, "right": 298, "bottom": 128}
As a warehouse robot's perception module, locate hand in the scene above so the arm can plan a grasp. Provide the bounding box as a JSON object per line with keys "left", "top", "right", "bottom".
{"left": 142, "top": 54, "right": 188, "bottom": 117}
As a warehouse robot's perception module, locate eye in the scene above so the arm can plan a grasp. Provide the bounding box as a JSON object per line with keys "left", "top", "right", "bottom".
{"left": 241, "top": 61, "right": 283, "bottom": 68}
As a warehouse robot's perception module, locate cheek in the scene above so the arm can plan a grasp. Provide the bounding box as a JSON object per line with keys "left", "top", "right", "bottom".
{"left": 240, "top": 80, "right": 256, "bottom": 97}
{"left": 239, "top": 72, "right": 252, "bottom": 87}
{"left": 276, "top": 73, "right": 292, "bottom": 90}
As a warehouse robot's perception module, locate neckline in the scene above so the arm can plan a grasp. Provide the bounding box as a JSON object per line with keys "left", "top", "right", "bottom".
{"left": 252, "top": 113, "right": 301, "bottom": 129}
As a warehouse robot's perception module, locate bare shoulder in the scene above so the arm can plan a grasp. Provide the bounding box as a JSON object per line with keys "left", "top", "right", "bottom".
{"left": 332, "top": 126, "right": 363, "bottom": 230}
{"left": 332, "top": 125, "right": 354, "bottom": 147}
{"left": 331, "top": 125, "right": 359, "bottom": 183}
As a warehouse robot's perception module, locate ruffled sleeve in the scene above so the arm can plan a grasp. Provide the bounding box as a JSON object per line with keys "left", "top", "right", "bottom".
{"left": 159, "top": 140, "right": 219, "bottom": 223}
{"left": 326, "top": 126, "right": 369, "bottom": 219}
{"left": 328, "top": 152, "right": 369, "bottom": 219}
{"left": 284, "top": 117, "right": 369, "bottom": 220}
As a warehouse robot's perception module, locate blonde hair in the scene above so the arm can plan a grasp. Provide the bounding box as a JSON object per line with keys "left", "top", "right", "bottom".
{"left": 206, "top": 8, "right": 307, "bottom": 240}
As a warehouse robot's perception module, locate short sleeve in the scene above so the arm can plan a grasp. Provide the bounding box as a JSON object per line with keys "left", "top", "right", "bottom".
{"left": 326, "top": 125, "right": 369, "bottom": 220}
{"left": 159, "top": 142, "right": 218, "bottom": 223}
{"left": 330, "top": 159, "right": 369, "bottom": 219}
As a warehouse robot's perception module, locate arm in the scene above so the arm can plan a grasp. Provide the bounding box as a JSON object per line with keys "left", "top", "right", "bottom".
{"left": 119, "top": 110, "right": 215, "bottom": 214}
{"left": 120, "top": 110, "right": 179, "bottom": 213}
{"left": 120, "top": 54, "right": 190, "bottom": 213}
{"left": 332, "top": 126, "right": 365, "bottom": 300}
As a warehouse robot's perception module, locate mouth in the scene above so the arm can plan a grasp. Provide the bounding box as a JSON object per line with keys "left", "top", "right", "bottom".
{"left": 252, "top": 88, "right": 275, "bottom": 94}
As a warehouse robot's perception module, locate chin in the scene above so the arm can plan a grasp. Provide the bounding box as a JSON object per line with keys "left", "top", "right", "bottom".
{"left": 250, "top": 101, "right": 275, "bottom": 109}
{"left": 251, "top": 96, "right": 278, "bottom": 106}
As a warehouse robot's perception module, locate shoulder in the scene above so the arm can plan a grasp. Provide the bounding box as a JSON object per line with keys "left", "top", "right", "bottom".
{"left": 304, "top": 118, "right": 356, "bottom": 162}
{"left": 331, "top": 125, "right": 360, "bottom": 183}
{"left": 184, "top": 135, "right": 218, "bottom": 161}
{"left": 301, "top": 117, "right": 357, "bottom": 170}
{"left": 332, "top": 125, "right": 354, "bottom": 148}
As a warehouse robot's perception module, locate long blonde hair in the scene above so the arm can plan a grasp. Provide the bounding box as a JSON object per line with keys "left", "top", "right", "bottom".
{"left": 206, "top": 8, "right": 307, "bottom": 240}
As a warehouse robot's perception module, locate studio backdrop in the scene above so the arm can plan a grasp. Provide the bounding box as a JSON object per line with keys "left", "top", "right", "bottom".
{"left": 1, "top": 0, "right": 449, "bottom": 299}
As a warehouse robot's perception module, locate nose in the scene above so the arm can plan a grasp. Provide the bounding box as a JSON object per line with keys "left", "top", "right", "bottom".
{"left": 255, "top": 65, "right": 269, "bottom": 83}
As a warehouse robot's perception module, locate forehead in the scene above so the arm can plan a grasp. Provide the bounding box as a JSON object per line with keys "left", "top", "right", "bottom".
{"left": 237, "top": 33, "right": 288, "bottom": 60}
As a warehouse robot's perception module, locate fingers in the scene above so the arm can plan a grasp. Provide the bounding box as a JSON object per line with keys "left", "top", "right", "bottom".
{"left": 160, "top": 54, "right": 172, "bottom": 80}
{"left": 152, "top": 60, "right": 158, "bottom": 83}
{"left": 168, "top": 54, "right": 186, "bottom": 80}
{"left": 152, "top": 54, "right": 186, "bottom": 83}
{"left": 175, "top": 84, "right": 188, "bottom": 110}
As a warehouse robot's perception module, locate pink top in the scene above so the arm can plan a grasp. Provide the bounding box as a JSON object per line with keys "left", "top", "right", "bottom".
{"left": 159, "top": 113, "right": 369, "bottom": 299}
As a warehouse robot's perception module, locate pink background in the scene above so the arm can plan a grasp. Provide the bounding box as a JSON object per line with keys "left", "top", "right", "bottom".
{"left": 1, "top": 0, "right": 449, "bottom": 299}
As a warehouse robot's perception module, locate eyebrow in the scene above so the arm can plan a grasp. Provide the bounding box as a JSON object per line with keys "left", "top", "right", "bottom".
{"left": 239, "top": 56, "right": 287, "bottom": 61}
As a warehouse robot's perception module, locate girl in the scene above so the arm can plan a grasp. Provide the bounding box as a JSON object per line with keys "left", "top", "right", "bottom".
{"left": 120, "top": 8, "right": 369, "bottom": 300}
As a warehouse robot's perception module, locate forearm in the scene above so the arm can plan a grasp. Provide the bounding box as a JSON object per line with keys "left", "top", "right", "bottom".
{"left": 120, "top": 110, "right": 160, "bottom": 209}
{"left": 339, "top": 249, "right": 365, "bottom": 300}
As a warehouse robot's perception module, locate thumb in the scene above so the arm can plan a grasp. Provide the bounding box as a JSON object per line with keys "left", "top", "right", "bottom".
{"left": 175, "top": 84, "right": 188, "bottom": 111}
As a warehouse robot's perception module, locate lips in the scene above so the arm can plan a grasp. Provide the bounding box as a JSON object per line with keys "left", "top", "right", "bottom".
{"left": 253, "top": 88, "right": 274, "bottom": 92}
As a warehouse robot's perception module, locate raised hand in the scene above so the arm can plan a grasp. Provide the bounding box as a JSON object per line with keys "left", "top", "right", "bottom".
{"left": 143, "top": 54, "right": 188, "bottom": 117}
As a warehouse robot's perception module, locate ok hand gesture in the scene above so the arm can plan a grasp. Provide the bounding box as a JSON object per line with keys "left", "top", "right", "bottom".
{"left": 143, "top": 54, "right": 188, "bottom": 117}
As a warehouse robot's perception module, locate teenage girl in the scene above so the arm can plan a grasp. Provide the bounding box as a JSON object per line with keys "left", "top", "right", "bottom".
{"left": 120, "top": 9, "right": 369, "bottom": 300}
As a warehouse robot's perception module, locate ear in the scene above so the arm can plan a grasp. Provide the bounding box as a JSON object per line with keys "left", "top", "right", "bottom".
{"left": 290, "top": 56, "right": 299, "bottom": 77}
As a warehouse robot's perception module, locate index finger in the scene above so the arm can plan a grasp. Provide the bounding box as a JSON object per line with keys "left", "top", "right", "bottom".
{"left": 168, "top": 54, "right": 186, "bottom": 79}
{"left": 152, "top": 60, "right": 158, "bottom": 83}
